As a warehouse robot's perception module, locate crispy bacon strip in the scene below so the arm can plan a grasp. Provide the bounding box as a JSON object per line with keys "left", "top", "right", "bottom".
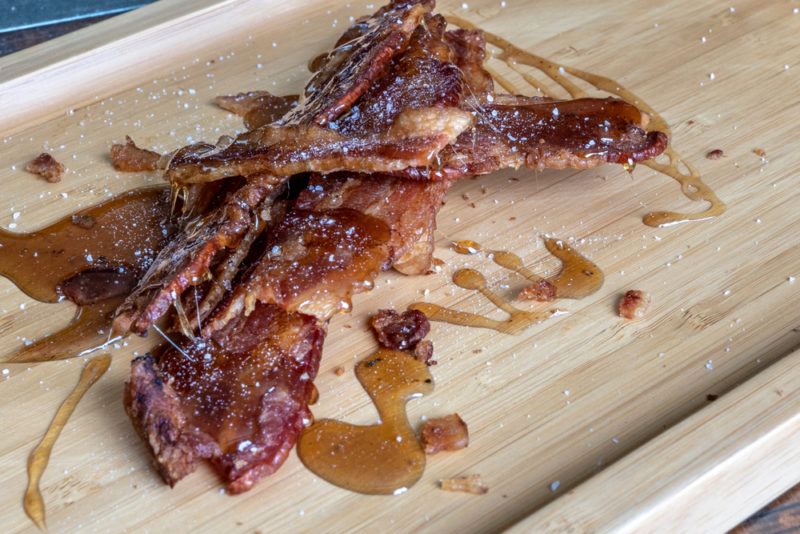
{"left": 114, "top": 3, "right": 450, "bottom": 336}
{"left": 166, "top": 14, "right": 470, "bottom": 185}
{"left": 125, "top": 303, "right": 324, "bottom": 493}
{"left": 113, "top": 175, "right": 282, "bottom": 335}
{"left": 283, "top": 0, "right": 434, "bottom": 126}
{"left": 203, "top": 172, "right": 449, "bottom": 333}
{"left": 166, "top": 108, "right": 471, "bottom": 184}
{"left": 399, "top": 96, "right": 668, "bottom": 180}
{"left": 126, "top": 172, "right": 449, "bottom": 492}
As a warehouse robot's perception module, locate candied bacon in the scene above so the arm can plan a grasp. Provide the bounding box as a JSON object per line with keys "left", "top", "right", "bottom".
{"left": 399, "top": 97, "right": 669, "bottom": 180}
{"left": 125, "top": 303, "right": 324, "bottom": 493}
{"left": 25, "top": 153, "right": 65, "bottom": 183}
{"left": 121, "top": 0, "right": 673, "bottom": 494}
{"left": 618, "top": 289, "right": 651, "bottom": 320}
{"left": 113, "top": 175, "right": 283, "bottom": 336}
{"left": 439, "top": 474, "right": 489, "bottom": 495}
{"left": 517, "top": 279, "right": 557, "bottom": 302}
{"left": 370, "top": 309, "right": 430, "bottom": 351}
{"left": 420, "top": 413, "right": 469, "bottom": 454}
{"left": 110, "top": 136, "right": 166, "bottom": 172}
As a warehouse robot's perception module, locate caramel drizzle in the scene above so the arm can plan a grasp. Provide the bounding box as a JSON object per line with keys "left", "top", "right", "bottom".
{"left": 412, "top": 237, "right": 602, "bottom": 334}
{"left": 297, "top": 349, "right": 432, "bottom": 494}
{"left": 447, "top": 15, "right": 726, "bottom": 228}
{"left": 7, "top": 299, "right": 121, "bottom": 364}
{"left": 23, "top": 354, "right": 111, "bottom": 530}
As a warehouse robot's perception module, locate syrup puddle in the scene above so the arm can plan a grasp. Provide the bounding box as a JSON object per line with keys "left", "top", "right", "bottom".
{"left": 297, "top": 348, "right": 433, "bottom": 494}
{"left": 447, "top": 15, "right": 726, "bottom": 227}
{"left": 24, "top": 354, "right": 111, "bottom": 530}
{"left": 412, "top": 238, "right": 601, "bottom": 334}
{"left": 0, "top": 188, "right": 170, "bottom": 363}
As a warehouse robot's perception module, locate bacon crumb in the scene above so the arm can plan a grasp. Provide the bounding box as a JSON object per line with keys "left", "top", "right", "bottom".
{"left": 370, "top": 309, "right": 430, "bottom": 351}
{"left": 705, "top": 149, "right": 724, "bottom": 160}
{"left": 753, "top": 147, "right": 767, "bottom": 158}
{"left": 111, "top": 136, "right": 164, "bottom": 172}
{"left": 413, "top": 339, "right": 435, "bottom": 365}
{"left": 517, "top": 279, "right": 557, "bottom": 302}
{"left": 439, "top": 474, "right": 488, "bottom": 495}
{"left": 618, "top": 289, "right": 651, "bottom": 320}
{"left": 25, "top": 153, "right": 65, "bottom": 183}
{"left": 420, "top": 414, "right": 469, "bottom": 454}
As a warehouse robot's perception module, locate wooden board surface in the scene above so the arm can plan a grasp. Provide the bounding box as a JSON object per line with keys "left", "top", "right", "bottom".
{"left": 1, "top": 0, "right": 799, "bottom": 532}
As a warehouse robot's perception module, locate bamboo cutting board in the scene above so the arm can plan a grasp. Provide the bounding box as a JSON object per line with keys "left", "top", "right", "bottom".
{"left": 1, "top": 0, "right": 799, "bottom": 532}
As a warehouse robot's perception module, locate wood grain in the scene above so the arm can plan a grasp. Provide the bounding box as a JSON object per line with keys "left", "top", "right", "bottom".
{"left": 0, "top": 0, "right": 798, "bottom": 532}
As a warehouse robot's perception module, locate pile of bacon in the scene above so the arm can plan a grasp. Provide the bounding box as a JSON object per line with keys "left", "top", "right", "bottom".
{"left": 115, "top": 0, "right": 666, "bottom": 493}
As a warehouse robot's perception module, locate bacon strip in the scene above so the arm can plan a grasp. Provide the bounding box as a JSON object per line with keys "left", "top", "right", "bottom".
{"left": 125, "top": 172, "right": 449, "bottom": 492}
{"left": 113, "top": 175, "right": 282, "bottom": 335}
{"left": 114, "top": 3, "right": 449, "bottom": 336}
{"left": 125, "top": 303, "right": 324, "bottom": 493}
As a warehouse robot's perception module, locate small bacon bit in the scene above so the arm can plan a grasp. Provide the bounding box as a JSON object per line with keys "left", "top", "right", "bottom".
{"left": 420, "top": 414, "right": 468, "bottom": 454}
{"left": 370, "top": 309, "right": 430, "bottom": 351}
{"left": 705, "top": 149, "right": 724, "bottom": 160}
{"left": 517, "top": 279, "right": 556, "bottom": 302}
{"left": 413, "top": 339, "right": 435, "bottom": 365}
{"left": 111, "top": 136, "right": 163, "bottom": 172}
{"left": 618, "top": 289, "right": 651, "bottom": 320}
{"left": 333, "top": 366, "right": 345, "bottom": 376}
{"left": 439, "top": 474, "right": 488, "bottom": 495}
{"left": 752, "top": 147, "right": 767, "bottom": 158}
{"left": 25, "top": 153, "right": 65, "bottom": 183}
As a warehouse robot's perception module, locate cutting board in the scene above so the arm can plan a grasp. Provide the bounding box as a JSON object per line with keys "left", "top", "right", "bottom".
{"left": 1, "top": 0, "right": 799, "bottom": 532}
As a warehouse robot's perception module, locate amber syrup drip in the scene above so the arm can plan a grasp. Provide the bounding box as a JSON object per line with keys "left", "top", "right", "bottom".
{"left": 492, "top": 238, "right": 604, "bottom": 299}
{"left": 297, "top": 349, "right": 433, "bottom": 494}
{"left": 447, "top": 15, "right": 726, "bottom": 227}
{"left": 24, "top": 354, "right": 111, "bottom": 530}
{"left": 411, "top": 237, "right": 602, "bottom": 333}
{"left": 0, "top": 188, "right": 170, "bottom": 363}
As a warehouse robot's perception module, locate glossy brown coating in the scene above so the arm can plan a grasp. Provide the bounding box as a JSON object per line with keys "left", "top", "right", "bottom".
{"left": 7, "top": 298, "right": 121, "bottom": 364}
{"left": 411, "top": 267, "right": 555, "bottom": 334}
{"left": 24, "top": 354, "right": 111, "bottom": 530}
{"left": 492, "top": 238, "right": 604, "bottom": 301}
{"left": 0, "top": 188, "right": 170, "bottom": 362}
{"left": 297, "top": 348, "right": 433, "bottom": 494}
{"left": 202, "top": 207, "right": 390, "bottom": 333}
{"left": 0, "top": 187, "right": 169, "bottom": 303}
{"left": 205, "top": 172, "right": 450, "bottom": 333}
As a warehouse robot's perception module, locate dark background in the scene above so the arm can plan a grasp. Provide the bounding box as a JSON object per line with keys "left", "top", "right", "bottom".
{"left": 0, "top": 2, "right": 796, "bottom": 532}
